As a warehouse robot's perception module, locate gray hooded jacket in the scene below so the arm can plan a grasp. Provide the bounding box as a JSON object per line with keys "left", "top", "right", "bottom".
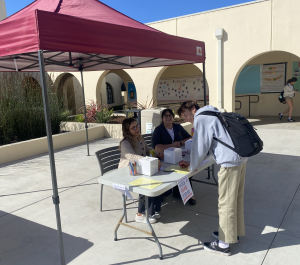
{"left": 189, "top": 105, "right": 247, "bottom": 172}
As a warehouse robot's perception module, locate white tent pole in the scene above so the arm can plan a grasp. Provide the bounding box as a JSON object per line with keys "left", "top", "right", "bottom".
{"left": 38, "top": 50, "right": 66, "bottom": 265}
{"left": 79, "top": 64, "right": 90, "bottom": 156}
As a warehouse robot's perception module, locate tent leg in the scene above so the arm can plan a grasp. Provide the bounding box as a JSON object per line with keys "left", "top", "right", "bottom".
{"left": 38, "top": 50, "right": 66, "bottom": 265}
{"left": 203, "top": 62, "right": 207, "bottom": 106}
{"left": 80, "top": 67, "right": 90, "bottom": 156}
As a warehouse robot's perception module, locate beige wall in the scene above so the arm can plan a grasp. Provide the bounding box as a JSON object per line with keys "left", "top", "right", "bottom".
{"left": 0, "top": 0, "right": 6, "bottom": 21}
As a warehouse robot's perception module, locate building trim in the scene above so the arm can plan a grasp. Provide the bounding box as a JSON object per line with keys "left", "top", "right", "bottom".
{"left": 146, "top": 0, "right": 269, "bottom": 25}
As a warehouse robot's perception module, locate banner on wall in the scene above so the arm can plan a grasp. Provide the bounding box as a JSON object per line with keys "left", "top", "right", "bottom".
{"left": 260, "top": 63, "right": 286, "bottom": 93}
{"left": 157, "top": 76, "right": 208, "bottom": 103}
{"left": 292, "top": 62, "right": 300, "bottom": 92}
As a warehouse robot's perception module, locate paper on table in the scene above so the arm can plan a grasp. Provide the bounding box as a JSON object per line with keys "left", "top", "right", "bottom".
{"left": 113, "top": 183, "right": 136, "bottom": 205}
{"left": 164, "top": 165, "right": 189, "bottom": 174}
{"left": 129, "top": 177, "right": 163, "bottom": 190}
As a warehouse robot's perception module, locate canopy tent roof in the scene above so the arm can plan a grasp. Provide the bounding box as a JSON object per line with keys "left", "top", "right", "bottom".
{"left": 0, "top": 0, "right": 205, "bottom": 72}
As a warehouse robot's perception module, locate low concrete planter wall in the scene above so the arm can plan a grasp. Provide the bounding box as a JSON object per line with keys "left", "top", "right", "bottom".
{"left": 0, "top": 126, "right": 105, "bottom": 165}
{"left": 64, "top": 122, "right": 123, "bottom": 139}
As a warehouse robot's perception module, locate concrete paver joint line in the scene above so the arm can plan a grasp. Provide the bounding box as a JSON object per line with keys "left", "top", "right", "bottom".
{"left": 261, "top": 183, "right": 300, "bottom": 265}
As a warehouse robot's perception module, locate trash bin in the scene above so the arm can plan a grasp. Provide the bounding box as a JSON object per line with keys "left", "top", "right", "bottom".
{"left": 140, "top": 108, "right": 166, "bottom": 135}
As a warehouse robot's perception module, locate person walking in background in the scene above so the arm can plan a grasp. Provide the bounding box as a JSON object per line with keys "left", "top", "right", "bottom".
{"left": 279, "top": 77, "right": 298, "bottom": 122}
{"left": 177, "top": 101, "right": 248, "bottom": 256}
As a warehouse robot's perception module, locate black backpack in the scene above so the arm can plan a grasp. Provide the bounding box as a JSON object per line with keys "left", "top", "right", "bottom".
{"left": 278, "top": 91, "right": 285, "bottom": 103}
{"left": 198, "top": 111, "right": 263, "bottom": 157}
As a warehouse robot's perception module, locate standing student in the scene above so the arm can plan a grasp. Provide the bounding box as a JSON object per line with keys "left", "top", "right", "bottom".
{"left": 152, "top": 108, "right": 196, "bottom": 204}
{"left": 118, "top": 118, "right": 163, "bottom": 224}
{"left": 279, "top": 77, "right": 298, "bottom": 122}
{"left": 177, "top": 101, "right": 247, "bottom": 256}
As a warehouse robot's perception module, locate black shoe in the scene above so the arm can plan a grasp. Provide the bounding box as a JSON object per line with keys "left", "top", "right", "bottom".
{"left": 203, "top": 240, "right": 231, "bottom": 256}
{"left": 279, "top": 113, "right": 283, "bottom": 120}
{"left": 212, "top": 231, "right": 240, "bottom": 244}
{"left": 288, "top": 118, "right": 295, "bottom": 122}
{"left": 188, "top": 198, "right": 197, "bottom": 205}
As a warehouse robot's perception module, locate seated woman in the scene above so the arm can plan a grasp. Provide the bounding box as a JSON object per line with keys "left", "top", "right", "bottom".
{"left": 152, "top": 108, "right": 197, "bottom": 205}
{"left": 119, "top": 118, "right": 162, "bottom": 224}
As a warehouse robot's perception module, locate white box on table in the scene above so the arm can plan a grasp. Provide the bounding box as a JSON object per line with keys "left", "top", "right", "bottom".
{"left": 185, "top": 139, "right": 193, "bottom": 154}
{"left": 164, "top": 147, "right": 182, "bottom": 164}
{"left": 138, "top": 157, "right": 158, "bottom": 176}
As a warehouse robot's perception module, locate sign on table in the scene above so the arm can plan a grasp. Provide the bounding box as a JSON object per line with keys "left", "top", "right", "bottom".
{"left": 113, "top": 183, "right": 136, "bottom": 205}
{"left": 177, "top": 175, "right": 194, "bottom": 205}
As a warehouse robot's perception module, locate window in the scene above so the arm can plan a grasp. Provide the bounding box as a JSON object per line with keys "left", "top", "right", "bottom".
{"left": 106, "top": 83, "right": 114, "bottom": 104}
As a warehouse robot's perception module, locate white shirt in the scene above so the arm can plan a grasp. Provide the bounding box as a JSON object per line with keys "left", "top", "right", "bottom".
{"left": 166, "top": 128, "right": 174, "bottom": 143}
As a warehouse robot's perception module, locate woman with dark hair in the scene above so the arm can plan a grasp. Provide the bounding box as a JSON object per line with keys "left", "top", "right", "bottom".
{"left": 152, "top": 108, "right": 197, "bottom": 205}
{"left": 279, "top": 77, "right": 298, "bottom": 122}
{"left": 119, "top": 118, "right": 162, "bottom": 224}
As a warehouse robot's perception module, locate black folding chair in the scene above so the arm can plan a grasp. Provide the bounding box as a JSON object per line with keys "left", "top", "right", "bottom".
{"left": 141, "top": 133, "right": 153, "bottom": 147}
{"left": 96, "top": 146, "right": 141, "bottom": 223}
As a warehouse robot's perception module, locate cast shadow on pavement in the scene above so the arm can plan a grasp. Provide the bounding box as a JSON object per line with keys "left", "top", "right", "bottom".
{"left": 0, "top": 210, "right": 93, "bottom": 265}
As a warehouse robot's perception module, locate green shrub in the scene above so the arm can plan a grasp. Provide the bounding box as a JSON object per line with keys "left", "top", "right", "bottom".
{"left": 0, "top": 73, "right": 70, "bottom": 145}
{"left": 74, "top": 114, "right": 85, "bottom": 122}
{"left": 95, "top": 106, "right": 113, "bottom": 123}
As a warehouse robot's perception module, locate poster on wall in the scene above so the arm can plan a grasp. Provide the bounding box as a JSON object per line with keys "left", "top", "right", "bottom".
{"left": 127, "top": 81, "right": 137, "bottom": 102}
{"left": 292, "top": 62, "right": 300, "bottom": 92}
{"left": 157, "top": 76, "right": 208, "bottom": 104}
{"left": 260, "top": 63, "right": 286, "bottom": 93}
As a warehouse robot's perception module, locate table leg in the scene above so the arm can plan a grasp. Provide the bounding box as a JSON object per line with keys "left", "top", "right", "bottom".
{"left": 206, "top": 166, "right": 211, "bottom": 179}
{"left": 114, "top": 194, "right": 126, "bottom": 241}
{"left": 145, "top": 196, "right": 163, "bottom": 260}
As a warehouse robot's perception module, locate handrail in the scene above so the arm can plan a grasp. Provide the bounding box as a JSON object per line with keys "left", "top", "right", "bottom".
{"left": 235, "top": 95, "right": 259, "bottom": 117}
{"left": 235, "top": 100, "right": 242, "bottom": 110}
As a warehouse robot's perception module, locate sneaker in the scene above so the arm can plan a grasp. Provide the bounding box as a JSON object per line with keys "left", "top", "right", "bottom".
{"left": 288, "top": 118, "right": 295, "bottom": 122}
{"left": 152, "top": 212, "right": 161, "bottom": 219}
{"left": 212, "top": 231, "right": 240, "bottom": 244}
{"left": 279, "top": 113, "right": 283, "bottom": 120}
{"left": 203, "top": 240, "right": 231, "bottom": 256}
{"left": 135, "top": 214, "right": 157, "bottom": 224}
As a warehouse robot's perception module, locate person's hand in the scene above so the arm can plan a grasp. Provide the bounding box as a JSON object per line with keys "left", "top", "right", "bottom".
{"left": 179, "top": 160, "right": 190, "bottom": 168}
{"left": 158, "top": 160, "right": 162, "bottom": 170}
{"left": 174, "top": 141, "right": 181, "bottom": 148}
{"left": 158, "top": 152, "right": 164, "bottom": 159}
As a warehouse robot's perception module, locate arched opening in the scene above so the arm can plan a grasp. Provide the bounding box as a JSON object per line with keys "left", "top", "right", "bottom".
{"left": 232, "top": 51, "right": 300, "bottom": 117}
{"left": 152, "top": 64, "right": 208, "bottom": 109}
{"left": 54, "top": 73, "right": 82, "bottom": 114}
{"left": 96, "top": 70, "right": 134, "bottom": 108}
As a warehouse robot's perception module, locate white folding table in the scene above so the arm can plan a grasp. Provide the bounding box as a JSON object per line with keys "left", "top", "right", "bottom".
{"left": 98, "top": 154, "right": 216, "bottom": 260}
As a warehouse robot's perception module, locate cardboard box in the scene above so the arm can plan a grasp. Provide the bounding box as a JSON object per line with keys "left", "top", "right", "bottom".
{"left": 139, "top": 157, "right": 159, "bottom": 176}
{"left": 185, "top": 139, "right": 193, "bottom": 154}
{"left": 164, "top": 147, "right": 182, "bottom": 164}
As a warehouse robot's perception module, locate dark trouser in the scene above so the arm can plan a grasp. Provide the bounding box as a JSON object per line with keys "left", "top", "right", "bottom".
{"left": 138, "top": 194, "right": 162, "bottom": 216}
{"left": 173, "top": 177, "right": 193, "bottom": 197}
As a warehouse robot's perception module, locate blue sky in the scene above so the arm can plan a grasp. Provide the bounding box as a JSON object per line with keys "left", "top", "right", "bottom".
{"left": 6, "top": 0, "right": 253, "bottom": 23}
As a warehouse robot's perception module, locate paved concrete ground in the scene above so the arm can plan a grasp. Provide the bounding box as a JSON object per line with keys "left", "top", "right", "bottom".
{"left": 0, "top": 117, "right": 300, "bottom": 265}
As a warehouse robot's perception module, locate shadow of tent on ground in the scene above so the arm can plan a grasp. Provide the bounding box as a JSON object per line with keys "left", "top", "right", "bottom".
{"left": 0, "top": 210, "right": 93, "bottom": 265}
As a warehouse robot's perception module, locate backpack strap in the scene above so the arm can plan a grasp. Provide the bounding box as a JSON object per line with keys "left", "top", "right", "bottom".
{"left": 197, "top": 111, "right": 236, "bottom": 152}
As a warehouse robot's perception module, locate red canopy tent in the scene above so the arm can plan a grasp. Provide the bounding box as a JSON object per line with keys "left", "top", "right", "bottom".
{"left": 0, "top": 1, "right": 206, "bottom": 263}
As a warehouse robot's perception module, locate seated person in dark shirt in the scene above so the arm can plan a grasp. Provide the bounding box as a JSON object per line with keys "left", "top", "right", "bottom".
{"left": 152, "top": 108, "right": 197, "bottom": 205}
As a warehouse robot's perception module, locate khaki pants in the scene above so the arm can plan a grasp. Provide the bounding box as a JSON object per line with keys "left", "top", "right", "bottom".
{"left": 218, "top": 162, "right": 247, "bottom": 243}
